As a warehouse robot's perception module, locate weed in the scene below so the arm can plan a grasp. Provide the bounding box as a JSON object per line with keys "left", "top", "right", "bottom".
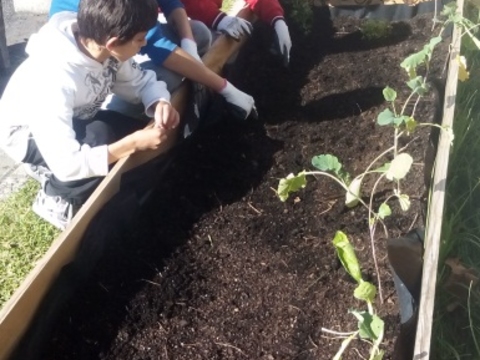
{"left": 360, "top": 19, "right": 393, "bottom": 41}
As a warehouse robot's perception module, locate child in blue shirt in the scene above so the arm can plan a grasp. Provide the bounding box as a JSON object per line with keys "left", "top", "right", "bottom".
{"left": 49, "top": 0, "right": 256, "bottom": 120}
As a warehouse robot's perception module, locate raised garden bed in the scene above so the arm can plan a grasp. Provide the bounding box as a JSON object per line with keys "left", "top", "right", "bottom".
{"left": 9, "top": 6, "right": 456, "bottom": 360}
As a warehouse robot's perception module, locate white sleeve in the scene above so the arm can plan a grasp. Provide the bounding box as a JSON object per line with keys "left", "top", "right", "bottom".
{"left": 112, "top": 59, "right": 171, "bottom": 117}
{"left": 28, "top": 81, "right": 109, "bottom": 182}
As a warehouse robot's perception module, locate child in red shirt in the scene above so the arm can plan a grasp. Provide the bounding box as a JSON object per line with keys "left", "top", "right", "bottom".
{"left": 182, "top": 0, "right": 292, "bottom": 66}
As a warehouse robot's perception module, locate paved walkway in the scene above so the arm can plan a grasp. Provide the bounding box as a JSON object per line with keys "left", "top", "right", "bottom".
{"left": 0, "top": 0, "right": 48, "bottom": 201}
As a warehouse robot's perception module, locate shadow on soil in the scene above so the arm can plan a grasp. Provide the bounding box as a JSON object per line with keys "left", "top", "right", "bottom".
{"left": 300, "top": 86, "right": 385, "bottom": 121}
{"left": 29, "top": 115, "right": 283, "bottom": 359}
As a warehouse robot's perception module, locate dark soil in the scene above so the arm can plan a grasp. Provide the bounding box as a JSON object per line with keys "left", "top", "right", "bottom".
{"left": 39, "top": 8, "right": 448, "bottom": 360}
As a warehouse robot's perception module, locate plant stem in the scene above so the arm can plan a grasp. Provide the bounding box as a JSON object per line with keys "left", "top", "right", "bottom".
{"left": 321, "top": 328, "right": 358, "bottom": 336}
{"left": 304, "top": 171, "right": 370, "bottom": 209}
{"left": 360, "top": 145, "right": 395, "bottom": 181}
{"left": 368, "top": 173, "right": 388, "bottom": 304}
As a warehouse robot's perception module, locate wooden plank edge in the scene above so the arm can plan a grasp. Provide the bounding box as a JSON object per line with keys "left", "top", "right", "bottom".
{"left": 0, "top": 8, "right": 254, "bottom": 360}
{"left": 413, "top": 2, "right": 463, "bottom": 359}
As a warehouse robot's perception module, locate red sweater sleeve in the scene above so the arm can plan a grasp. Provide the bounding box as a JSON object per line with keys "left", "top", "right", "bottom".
{"left": 182, "top": 0, "right": 225, "bottom": 28}
{"left": 245, "top": 0, "right": 284, "bottom": 25}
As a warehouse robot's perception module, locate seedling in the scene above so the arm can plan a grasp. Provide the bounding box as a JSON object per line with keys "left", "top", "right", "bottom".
{"left": 323, "top": 231, "right": 384, "bottom": 360}
{"left": 360, "top": 19, "right": 392, "bottom": 41}
{"left": 277, "top": 4, "right": 476, "bottom": 305}
{"left": 287, "top": 0, "right": 314, "bottom": 33}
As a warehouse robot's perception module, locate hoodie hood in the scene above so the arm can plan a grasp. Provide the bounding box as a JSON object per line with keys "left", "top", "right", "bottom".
{"left": 25, "top": 11, "right": 100, "bottom": 71}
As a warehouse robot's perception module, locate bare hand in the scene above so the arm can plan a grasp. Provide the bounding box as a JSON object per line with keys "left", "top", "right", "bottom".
{"left": 134, "top": 127, "right": 168, "bottom": 151}
{"left": 154, "top": 100, "right": 180, "bottom": 130}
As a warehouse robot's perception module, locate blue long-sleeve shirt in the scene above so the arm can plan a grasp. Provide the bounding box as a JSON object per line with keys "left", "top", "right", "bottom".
{"left": 49, "top": 0, "right": 183, "bottom": 65}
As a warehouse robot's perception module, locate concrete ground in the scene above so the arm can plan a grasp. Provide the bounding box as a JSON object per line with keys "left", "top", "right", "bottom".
{"left": 0, "top": 0, "right": 48, "bottom": 201}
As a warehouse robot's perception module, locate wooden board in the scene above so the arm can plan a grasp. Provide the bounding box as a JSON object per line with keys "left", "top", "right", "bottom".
{"left": 413, "top": 1, "right": 463, "bottom": 358}
{"left": 0, "top": 8, "right": 254, "bottom": 360}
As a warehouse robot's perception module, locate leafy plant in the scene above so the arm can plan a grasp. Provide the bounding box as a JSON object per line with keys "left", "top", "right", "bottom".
{"left": 360, "top": 19, "right": 393, "bottom": 41}
{"left": 277, "top": 4, "right": 476, "bottom": 306}
{"left": 276, "top": 2, "right": 480, "bottom": 359}
{"left": 322, "top": 231, "right": 384, "bottom": 360}
{"left": 284, "top": 0, "right": 314, "bottom": 33}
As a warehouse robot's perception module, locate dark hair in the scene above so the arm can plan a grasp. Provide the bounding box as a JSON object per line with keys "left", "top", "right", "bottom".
{"left": 77, "top": 0, "right": 158, "bottom": 45}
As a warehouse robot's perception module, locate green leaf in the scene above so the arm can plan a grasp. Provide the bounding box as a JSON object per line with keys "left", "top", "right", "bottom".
{"left": 393, "top": 115, "right": 409, "bottom": 126}
{"left": 382, "top": 86, "right": 397, "bottom": 102}
{"left": 377, "top": 109, "right": 396, "bottom": 126}
{"left": 373, "top": 163, "right": 390, "bottom": 173}
{"left": 406, "top": 76, "right": 429, "bottom": 95}
{"left": 345, "top": 177, "right": 361, "bottom": 208}
{"left": 378, "top": 203, "right": 391, "bottom": 219}
{"left": 277, "top": 172, "right": 307, "bottom": 202}
{"left": 350, "top": 310, "right": 385, "bottom": 341}
{"left": 401, "top": 36, "right": 441, "bottom": 78}
{"left": 405, "top": 117, "right": 417, "bottom": 133}
{"left": 424, "top": 36, "right": 442, "bottom": 60}
{"left": 386, "top": 153, "right": 413, "bottom": 181}
{"left": 397, "top": 194, "right": 411, "bottom": 211}
{"left": 332, "top": 231, "right": 363, "bottom": 283}
{"left": 441, "top": 1, "right": 457, "bottom": 17}
{"left": 311, "top": 154, "right": 342, "bottom": 173}
{"left": 401, "top": 51, "right": 425, "bottom": 78}
{"left": 354, "top": 281, "right": 377, "bottom": 302}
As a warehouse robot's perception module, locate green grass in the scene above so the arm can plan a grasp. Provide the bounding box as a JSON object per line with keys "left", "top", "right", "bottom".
{"left": 0, "top": 180, "right": 59, "bottom": 308}
{"left": 432, "top": 3, "right": 480, "bottom": 358}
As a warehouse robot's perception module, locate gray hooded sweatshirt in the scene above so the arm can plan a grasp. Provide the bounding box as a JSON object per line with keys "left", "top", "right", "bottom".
{"left": 0, "top": 12, "right": 170, "bottom": 182}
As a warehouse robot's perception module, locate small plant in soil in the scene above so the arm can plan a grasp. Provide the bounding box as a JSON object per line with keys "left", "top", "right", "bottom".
{"left": 326, "top": 231, "right": 385, "bottom": 360}
{"left": 360, "top": 19, "right": 392, "bottom": 41}
{"left": 284, "top": 0, "right": 314, "bottom": 33}
{"left": 275, "top": 4, "right": 478, "bottom": 358}
{"left": 277, "top": 1, "right": 476, "bottom": 301}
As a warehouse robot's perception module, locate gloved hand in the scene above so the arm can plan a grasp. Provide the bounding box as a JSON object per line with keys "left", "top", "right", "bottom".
{"left": 180, "top": 38, "right": 202, "bottom": 62}
{"left": 273, "top": 19, "right": 292, "bottom": 66}
{"left": 217, "top": 15, "right": 253, "bottom": 41}
{"left": 219, "top": 80, "right": 258, "bottom": 120}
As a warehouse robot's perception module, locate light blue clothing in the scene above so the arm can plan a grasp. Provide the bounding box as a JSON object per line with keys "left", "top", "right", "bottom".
{"left": 49, "top": 0, "right": 183, "bottom": 65}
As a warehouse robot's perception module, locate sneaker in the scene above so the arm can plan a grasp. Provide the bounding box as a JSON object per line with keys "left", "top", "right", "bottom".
{"left": 32, "top": 189, "right": 76, "bottom": 231}
{"left": 24, "top": 164, "right": 52, "bottom": 184}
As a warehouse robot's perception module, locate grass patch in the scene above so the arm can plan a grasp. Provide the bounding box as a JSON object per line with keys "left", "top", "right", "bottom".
{"left": 0, "top": 180, "right": 59, "bottom": 308}
{"left": 432, "top": 3, "right": 480, "bottom": 358}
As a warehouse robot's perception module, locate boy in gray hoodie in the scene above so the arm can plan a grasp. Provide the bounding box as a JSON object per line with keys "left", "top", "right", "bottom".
{"left": 0, "top": 0, "right": 181, "bottom": 230}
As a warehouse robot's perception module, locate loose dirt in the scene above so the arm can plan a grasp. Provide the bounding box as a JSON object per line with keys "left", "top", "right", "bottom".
{"left": 40, "top": 8, "right": 448, "bottom": 360}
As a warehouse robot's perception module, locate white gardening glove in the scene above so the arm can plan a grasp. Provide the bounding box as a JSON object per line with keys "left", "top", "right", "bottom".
{"left": 217, "top": 15, "right": 253, "bottom": 41}
{"left": 219, "top": 81, "right": 257, "bottom": 120}
{"left": 180, "top": 38, "right": 202, "bottom": 62}
{"left": 273, "top": 19, "right": 292, "bottom": 66}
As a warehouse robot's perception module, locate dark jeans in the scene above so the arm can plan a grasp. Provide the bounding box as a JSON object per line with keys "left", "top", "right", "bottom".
{"left": 22, "top": 110, "right": 149, "bottom": 205}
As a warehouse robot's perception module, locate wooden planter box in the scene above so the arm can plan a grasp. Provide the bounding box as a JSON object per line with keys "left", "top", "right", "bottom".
{"left": 0, "top": 3, "right": 462, "bottom": 359}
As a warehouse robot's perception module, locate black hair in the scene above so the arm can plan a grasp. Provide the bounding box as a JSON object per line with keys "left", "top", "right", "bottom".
{"left": 77, "top": 0, "right": 158, "bottom": 45}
